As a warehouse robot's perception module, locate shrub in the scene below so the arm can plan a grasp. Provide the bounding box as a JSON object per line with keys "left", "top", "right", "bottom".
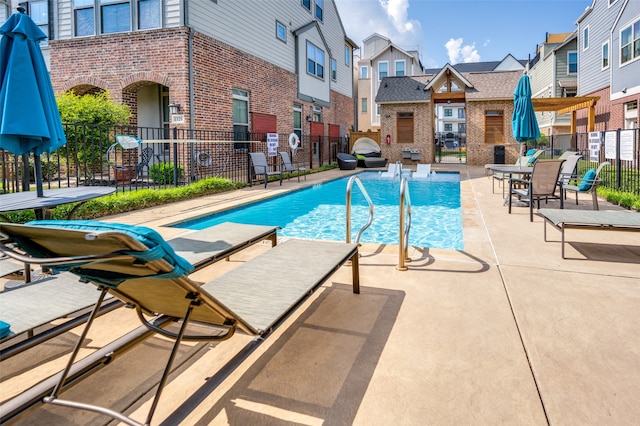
{"left": 149, "top": 162, "right": 184, "bottom": 185}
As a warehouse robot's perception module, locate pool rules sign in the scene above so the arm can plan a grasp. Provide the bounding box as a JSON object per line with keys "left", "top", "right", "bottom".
{"left": 267, "top": 133, "right": 279, "bottom": 157}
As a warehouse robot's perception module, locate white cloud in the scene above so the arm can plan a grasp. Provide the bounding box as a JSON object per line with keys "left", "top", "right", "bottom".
{"left": 444, "top": 38, "right": 481, "bottom": 64}
{"left": 335, "top": 0, "right": 421, "bottom": 54}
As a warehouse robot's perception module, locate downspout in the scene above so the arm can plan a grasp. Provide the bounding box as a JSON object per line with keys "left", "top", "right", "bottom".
{"left": 183, "top": 0, "right": 195, "bottom": 134}
{"left": 550, "top": 49, "right": 557, "bottom": 134}
{"left": 183, "top": 0, "right": 196, "bottom": 181}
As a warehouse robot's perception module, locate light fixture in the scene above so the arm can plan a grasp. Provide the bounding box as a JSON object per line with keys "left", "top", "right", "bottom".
{"left": 306, "top": 115, "right": 312, "bottom": 121}
{"left": 168, "top": 103, "right": 180, "bottom": 114}
{"left": 622, "top": 87, "right": 627, "bottom": 94}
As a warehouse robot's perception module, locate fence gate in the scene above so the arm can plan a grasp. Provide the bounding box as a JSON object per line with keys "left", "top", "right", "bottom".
{"left": 435, "top": 132, "right": 466, "bottom": 164}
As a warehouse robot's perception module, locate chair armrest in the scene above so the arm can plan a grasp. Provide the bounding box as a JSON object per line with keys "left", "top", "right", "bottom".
{"left": 509, "top": 177, "right": 530, "bottom": 185}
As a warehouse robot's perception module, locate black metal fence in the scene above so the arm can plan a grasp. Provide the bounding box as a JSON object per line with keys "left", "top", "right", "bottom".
{"left": 435, "top": 132, "right": 467, "bottom": 164}
{"left": 525, "top": 129, "right": 640, "bottom": 195}
{"left": 1, "top": 124, "right": 349, "bottom": 194}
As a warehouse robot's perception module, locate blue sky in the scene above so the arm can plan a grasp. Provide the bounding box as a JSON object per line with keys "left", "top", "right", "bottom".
{"left": 334, "top": 0, "right": 592, "bottom": 68}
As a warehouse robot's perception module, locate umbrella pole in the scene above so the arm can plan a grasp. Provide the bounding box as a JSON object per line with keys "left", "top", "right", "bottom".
{"left": 34, "top": 155, "right": 44, "bottom": 197}
{"left": 519, "top": 143, "right": 523, "bottom": 169}
{"left": 20, "top": 154, "right": 30, "bottom": 192}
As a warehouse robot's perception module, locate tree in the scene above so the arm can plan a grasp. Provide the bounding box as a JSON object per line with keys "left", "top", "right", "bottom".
{"left": 56, "top": 91, "right": 131, "bottom": 179}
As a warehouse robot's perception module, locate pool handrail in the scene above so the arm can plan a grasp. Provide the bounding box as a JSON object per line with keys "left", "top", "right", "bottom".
{"left": 397, "top": 177, "right": 412, "bottom": 271}
{"left": 346, "top": 175, "right": 374, "bottom": 245}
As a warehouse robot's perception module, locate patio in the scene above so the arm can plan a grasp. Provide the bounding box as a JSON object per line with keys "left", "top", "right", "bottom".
{"left": 1, "top": 164, "right": 639, "bottom": 425}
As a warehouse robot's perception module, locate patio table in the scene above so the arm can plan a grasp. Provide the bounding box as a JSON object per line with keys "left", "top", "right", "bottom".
{"left": 0, "top": 186, "right": 115, "bottom": 221}
{"left": 489, "top": 165, "right": 534, "bottom": 206}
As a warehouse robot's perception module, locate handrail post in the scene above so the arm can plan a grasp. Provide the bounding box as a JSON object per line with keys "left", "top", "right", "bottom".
{"left": 396, "top": 177, "right": 412, "bottom": 271}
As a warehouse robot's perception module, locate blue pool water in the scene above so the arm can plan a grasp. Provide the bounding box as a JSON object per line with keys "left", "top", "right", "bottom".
{"left": 174, "top": 172, "right": 463, "bottom": 250}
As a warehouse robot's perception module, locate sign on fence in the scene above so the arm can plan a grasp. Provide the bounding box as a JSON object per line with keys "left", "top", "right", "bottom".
{"left": 589, "top": 132, "right": 601, "bottom": 162}
{"left": 620, "top": 130, "right": 636, "bottom": 163}
{"left": 604, "top": 131, "right": 616, "bottom": 160}
{"left": 267, "top": 133, "right": 279, "bottom": 157}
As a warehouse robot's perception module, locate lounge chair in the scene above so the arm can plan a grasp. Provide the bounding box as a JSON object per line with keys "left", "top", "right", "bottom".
{"left": 558, "top": 150, "right": 580, "bottom": 160}
{"left": 0, "top": 257, "right": 23, "bottom": 279}
{"left": 508, "top": 159, "right": 565, "bottom": 222}
{"left": 380, "top": 162, "right": 402, "bottom": 179}
{"left": 563, "top": 161, "right": 610, "bottom": 210}
{"left": 337, "top": 152, "right": 357, "bottom": 170}
{"left": 538, "top": 208, "right": 640, "bottom": 258}
{"left": 249, "top": 152, "right": 282, "bottom": 188}
{"left": 279, "top": 151, "right": 307, "bottom": 182}
{"left": 0, "top": 221, "right": 277, "bottom": 361}
{"left": 0, "top": 220, "right": 359, "bottom": 425}
{"left": 412, "top": 163, "right": 433, "bottom": 179}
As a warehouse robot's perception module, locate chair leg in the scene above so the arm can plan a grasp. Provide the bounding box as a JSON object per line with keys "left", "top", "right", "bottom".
{"left": 592, "top": 190, "right": 599, "bottom": 210}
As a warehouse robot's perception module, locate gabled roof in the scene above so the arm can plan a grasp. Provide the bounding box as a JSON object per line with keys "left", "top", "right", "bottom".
{"left": 424, "top": 56, "right": 526, "bottom": 74}
{"left": 370, "top": 43, "right": 416, "bottom": 62}
{"left": 463, "top": 70, "right": 523, "bottom": 101}
{"left": 294, "top": 21, "right": 332, "bottom": 57}
{"left": 375, "top": 76, "right": 430, "bottom": 104}
{"left": 424, "top": 64, "right": 474, "bottom": 90}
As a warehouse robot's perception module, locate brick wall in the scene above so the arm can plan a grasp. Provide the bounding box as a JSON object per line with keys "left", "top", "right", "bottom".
{"left": 49, "top": 28, "right": 354, "bottom": 142}
{"left": 466, "top": 100, "right": 520, "bottom": 166}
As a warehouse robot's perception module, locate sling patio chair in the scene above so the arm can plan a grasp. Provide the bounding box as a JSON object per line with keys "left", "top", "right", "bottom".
{"left": 508, "top": 159, "right": 565, "bottom": 222}
{"left": 248, "top": 152, "right": 282, "bottom": 188}
{"left": 279, "top": 151, "right": 307, "bottom": 182}
{"left": 557, "top": 153, "right": 582, "bottom": 191}
{"left": 0, "top": 220, "right": 358, "bottom": 426}
{"left": 563, "top": 161, "right": 610, "bottom": 211}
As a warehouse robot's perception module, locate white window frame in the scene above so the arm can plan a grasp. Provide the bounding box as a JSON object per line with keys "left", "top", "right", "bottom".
{"left": 602, "top": 41, "right": 609, "bottom": 70}
{"left": 276, "top": 20, "right": 286, "bottom": 42}
{"left": 583, "top": 25, "right": 589, "bottom": 51}
{"left": 301, "top": 0, "right": 310, "bottom": 12}
{"left": 444, "top": 108, "right": 452, "bottom": 117}
{"left": 28, "top": 0, "right": 49, "bottom": 43}
{"left": 362, "top": 98, "right": 368, "bottom": 113}
{"left": 293, "top": 103, "right": 302, "bottom": 139}
{"left": 378, "top": 61, "right": 388, "bottom": 81}
{"left": 620, "top": 18, "right": 640, "bottom": 66}
{"left": 567, "top": 50, "right": 578, "bottom": 74}
{"left": 360, "top": 65, "right": 368, "bottom": 79}
{"left": 345, "top": 44, "right": 350, "bottom": 66}
{"left": 232, "top": 88, "right": 250, "bottom": 151}
{"left": 394, "top": 60, "right": 405, "bottom": 76}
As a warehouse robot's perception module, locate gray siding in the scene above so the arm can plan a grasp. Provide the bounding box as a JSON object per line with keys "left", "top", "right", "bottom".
{"left": 610, "top": 0, "right": 640, "bottom": 97}
{"left": 577, "top": 0, "right": 624, "bottom": 95}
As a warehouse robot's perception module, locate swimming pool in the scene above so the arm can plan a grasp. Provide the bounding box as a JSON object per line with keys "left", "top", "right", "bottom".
{"left": 174, "top": 172, "right": 463, "bottom": 250}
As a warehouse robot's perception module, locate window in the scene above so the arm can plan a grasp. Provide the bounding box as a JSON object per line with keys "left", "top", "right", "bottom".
{"left": 73, "top": 0, "right": 160, "bottom": 36}
{"left": 378, "top": 62, "right": 388, "bottom": 79}
{"left": 458, "top": 123, "right": 466, "bottom": 133}
{"left": 1, "top": 0, "right": 10, "bottom": 21}
{"left": 376, "top": 103, "right": 380, "bottom": 116}
{"left": 233, "top": 89, "right": 250, "bottom": 150}
{"left": 331, "top": 58, "right": 337, "bottom": 81}
{"left": 101, "top": 1, "right": 131, "bottom": 34}
{"left": 301, "top": 0, "right": 310, "bottom": 11}
{"left": 458, "top": 108, "right": 465, "bottom": 119}
{"left": 444, "top": 108, "right": 452, "bottom": 117}
{"left": 315, "top": 0, "right": 323, "bottom": 21}
{"left": 620, "top": 18, "right": 640, "bottom": 65}
{"left": 394, "top": 60, "right": 405, "bottom": 76}
{"left": 564, "top": 88, "right": 577, "bottom": 97}
{"left": 138, "top": 0, "right": 160, "bottom": 29}
{"left": 276, "top": 21, "right": 286, "bottom": 42}
{"left": 28, "top": 1, "right": 49, "bottom": 41}
{"left": 567, "top": 51, "right": 578, "bottom": 74}
{"left": 444, "top": 124, "right": 452, "bottom": 132}
{"left": 360, "top": 66, "right": 368, "bottom": 79}
{"left": 74, "top": 0, "right": 94, "bottom": 36}
{"left": 602, "top": 41, "right": 609, "bottom": 69}
{"left": 345, "top": 45, "right": 351, "bottom": 66}
{"left": 583, "top": 25, "right": 589, "bottom": 50}
{"left": 485, "top": 110, "right": 504, "bottom": 144}
{"left": 306, "top": 42, "right": 324, "bottom": 78}
{"left": 362, "top": 98, "right": 368, "bottom": 113}
{"left": 397, "top": 112, "right": 414, "bottom": 143}
{"left": 313, "top": 105, "right": 322, "bottom": 122}
{"left": 293, "top": 104, "right": 302, "bottom": 140}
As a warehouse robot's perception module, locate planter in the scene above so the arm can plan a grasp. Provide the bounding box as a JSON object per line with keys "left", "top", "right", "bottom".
{"left": 113, "top": 166, "right": 135, "bottom": 183}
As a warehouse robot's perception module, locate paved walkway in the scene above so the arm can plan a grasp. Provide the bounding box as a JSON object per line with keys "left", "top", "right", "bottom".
{"left": 2, "top": 165, "right": 639, "bottom": 425}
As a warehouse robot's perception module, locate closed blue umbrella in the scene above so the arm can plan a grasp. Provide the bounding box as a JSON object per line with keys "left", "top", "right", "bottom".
{"left": 512, "top": 74, "right": 540, "bottom": 165}
{"left": 0, "top": 8, "right": 66, "bottom": 196}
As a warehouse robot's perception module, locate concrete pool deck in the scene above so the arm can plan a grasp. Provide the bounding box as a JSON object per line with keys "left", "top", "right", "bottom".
{"left": 1, "top": 164, "right": 639, "bottom": 425}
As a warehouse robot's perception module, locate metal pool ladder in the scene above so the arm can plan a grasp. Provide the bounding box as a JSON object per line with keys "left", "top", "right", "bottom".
{"left": 346, "top": 175, "right": 374, "bottom": 245}
{"left": 397, "top": 176, "right": 412, "bottom": 271}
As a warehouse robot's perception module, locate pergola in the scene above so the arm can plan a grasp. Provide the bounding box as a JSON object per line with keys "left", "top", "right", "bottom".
{"left": 532, "top": 96, "right": 600, "bottom": 133}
